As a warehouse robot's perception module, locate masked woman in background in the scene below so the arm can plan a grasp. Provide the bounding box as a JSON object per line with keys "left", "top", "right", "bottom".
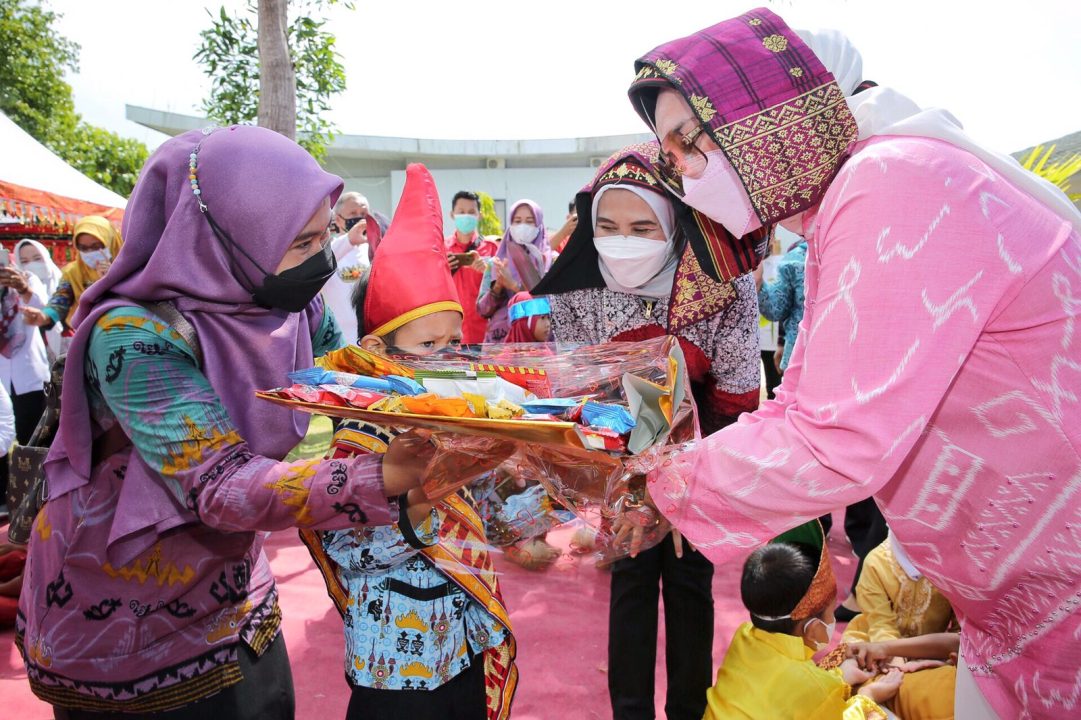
{"left": 22, "top": 216, "right": 122, "bottom": 340}
{"left": 14, "top": 239, "right": 64, "bottom": 356}
{"left": 477, "top": 200, "right": 552, "bottom": 342}
{"left": 533, "top": 143, "right": 763, "bottom": 720}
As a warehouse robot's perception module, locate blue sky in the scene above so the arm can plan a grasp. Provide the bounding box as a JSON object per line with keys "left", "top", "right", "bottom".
{"left": 51, "top": 0, "right": 1081, "bottom": 154}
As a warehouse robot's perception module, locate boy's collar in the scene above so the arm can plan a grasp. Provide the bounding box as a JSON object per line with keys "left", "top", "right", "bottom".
{"left": 746, "top": 623, "right": 816, "bottom": 661}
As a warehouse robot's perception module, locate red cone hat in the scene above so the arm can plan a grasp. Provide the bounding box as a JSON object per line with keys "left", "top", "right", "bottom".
{"left": 363, "top": 163, "right": 463, "bottom": 336}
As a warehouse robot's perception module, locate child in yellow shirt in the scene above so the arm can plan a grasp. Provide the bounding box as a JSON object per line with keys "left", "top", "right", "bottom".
{"left": 704, "top": 522, "right": 900, "bottom": 719}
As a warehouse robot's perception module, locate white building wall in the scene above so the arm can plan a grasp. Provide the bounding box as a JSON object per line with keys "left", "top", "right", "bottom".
{"left": 340, "top": 177, "right": 394, "bottom": 219}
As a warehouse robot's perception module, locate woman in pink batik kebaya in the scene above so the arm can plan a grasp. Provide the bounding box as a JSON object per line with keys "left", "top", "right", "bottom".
{"left": 625, "top": 8, "right": 1081, "bottom": 719}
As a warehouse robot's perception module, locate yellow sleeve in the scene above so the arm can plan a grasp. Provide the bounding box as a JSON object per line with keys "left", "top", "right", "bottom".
{"left": 855, "top": 547, "right": 903, "bottom": 642}
{"left": 800, "top": 669, "right": 861, "bottom": 720}
{"left": 843, "top": 694, "right": 887, "bottom": 720}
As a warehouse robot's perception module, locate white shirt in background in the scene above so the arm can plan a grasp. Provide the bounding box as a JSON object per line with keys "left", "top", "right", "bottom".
{"left": 0, "top": 274, "right": 50, "bottom": 396}
{"left": 322, "top": 234, "right": 370, "bottom": 346}
{"left": 0, "top": 383, "right": 15, "bottom": 455}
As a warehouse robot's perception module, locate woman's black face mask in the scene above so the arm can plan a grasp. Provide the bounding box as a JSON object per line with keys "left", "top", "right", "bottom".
{"left": 205, "top": 209, "right": 337, "bottom": 313}
{"left": 252, "top": 240, "right": 337, "bottom": 313}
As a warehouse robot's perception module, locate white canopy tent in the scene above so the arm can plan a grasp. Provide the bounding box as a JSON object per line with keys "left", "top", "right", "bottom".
{"left": 0, "top": 111, "right": 126, "bottom": 227}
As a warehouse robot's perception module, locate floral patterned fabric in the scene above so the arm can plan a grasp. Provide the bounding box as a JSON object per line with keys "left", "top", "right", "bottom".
{"left": 548, "top": 273, "right": 760, "bottom": 435}
{"left": 17, "top": 305, "right": 396, "bottom": 713}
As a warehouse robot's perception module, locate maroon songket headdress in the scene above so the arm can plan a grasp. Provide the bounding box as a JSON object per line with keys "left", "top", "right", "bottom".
{"left": 628, "top": 6, "right": 859, "bottom": 225}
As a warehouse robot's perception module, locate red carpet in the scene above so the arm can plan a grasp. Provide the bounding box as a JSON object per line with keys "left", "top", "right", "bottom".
{"left": 2, "top": 516, "right": 855, "bottom": 719}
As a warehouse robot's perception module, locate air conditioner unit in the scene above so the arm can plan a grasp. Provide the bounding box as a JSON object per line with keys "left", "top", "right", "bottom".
{"left": 486, "top": 158, "right": 506, "bottom": 170}
{"left": 589, "top": 157, "right": 605, "bottom": 168}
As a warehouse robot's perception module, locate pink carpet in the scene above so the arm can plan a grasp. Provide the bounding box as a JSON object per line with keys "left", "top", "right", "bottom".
{"left": 2, "top": 516, "right": 856, "bottom": 719}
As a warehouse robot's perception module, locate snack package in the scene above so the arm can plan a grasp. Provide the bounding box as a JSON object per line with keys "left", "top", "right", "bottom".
{"left": 258, "top": 337, "right": 697, "bottom": 560}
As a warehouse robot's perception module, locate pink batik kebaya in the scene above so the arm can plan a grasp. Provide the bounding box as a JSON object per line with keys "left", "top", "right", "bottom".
{"left": 650, "top": 134, "right": 1081, "bottom": 718}
{"left": 629, "top": 9, "right": 1081, "bottom": 717}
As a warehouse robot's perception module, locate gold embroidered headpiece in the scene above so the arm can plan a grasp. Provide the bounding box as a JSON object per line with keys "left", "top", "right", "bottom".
{"left": 757, "top": 519, "right": 837, "bottom": 621}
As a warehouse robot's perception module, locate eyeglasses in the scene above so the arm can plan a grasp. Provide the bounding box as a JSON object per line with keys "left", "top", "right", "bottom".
{"left": 655, "top": 123, "right": 708, "bottom": 197}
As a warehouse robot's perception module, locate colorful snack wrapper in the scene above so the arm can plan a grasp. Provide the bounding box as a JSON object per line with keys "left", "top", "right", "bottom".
{"left": 520, "top": 397, "right": 590, "bottom": 415}
{"left": 386, "top": 375, "right": 425, "bottom": 396}
{"left": 265, "top": 384, "right": 387, "bottom": 409}
{"left": 581, "top": 401, "right": 637, "bottom": 434}
{"left": 289, "top": 367, "right": 401, "bottom": 395}
{"left": 259, "top": 336, "right": 696, "bottom": 561}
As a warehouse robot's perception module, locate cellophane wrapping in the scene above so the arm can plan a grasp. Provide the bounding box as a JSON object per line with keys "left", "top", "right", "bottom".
{"left": 258, "top": 336, "right": 698, "bottom": 559}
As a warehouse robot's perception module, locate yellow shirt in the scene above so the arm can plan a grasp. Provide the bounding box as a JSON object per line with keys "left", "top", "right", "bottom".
{"left": 842, "top": 540, "right": 955, "bottom": 644}
{"left": 842, "top": 541, "right": 958, "bottom": 720}
{"left": 704, "top": 623, "right": 884, "bottom": 719}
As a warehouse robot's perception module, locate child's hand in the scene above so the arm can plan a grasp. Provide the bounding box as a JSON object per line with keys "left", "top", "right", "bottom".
{"left": 847, "top": 641, "right": 892, "bottom": 673}
{"left": 857, "top": 667, "right": 903, "bottom": 704}
{"left": 404, "top": 487, "right": 435, "bottom": 528}
{"left": 382, "top": 429, "right": 437, "bottom": 497}
{"left": 899, "top": 658, "right": 946, "bottom": 673}
{"left": 840, "top": 658, "right": 876, "bottom": 686}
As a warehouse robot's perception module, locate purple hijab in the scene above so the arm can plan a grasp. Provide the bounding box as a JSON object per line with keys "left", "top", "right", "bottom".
{"left": 494, "top": 199, "right": 551, "bottom": 287}
{"left": 47, "top": 125, "right": 343, "bottom": 563}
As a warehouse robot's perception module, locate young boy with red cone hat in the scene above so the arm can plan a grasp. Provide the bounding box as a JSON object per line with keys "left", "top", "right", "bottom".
{"left": 300, "top": 164, "right": 516, "bottom": 720}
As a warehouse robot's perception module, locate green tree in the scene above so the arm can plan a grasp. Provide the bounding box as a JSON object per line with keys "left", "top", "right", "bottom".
{"left": 194, "top": 0, "right": 350, "bottom": 163}
{"left": 0, "top": 0, "right": 78, "bottom": 142}
{"left": 52, "top": 123, "right": 149, "bottom": 198}
{"left": 0, "top": 0, "right": 148, "bottom": 196}
{"left": 478, "top": 191, "right": 503, "bottom": 237}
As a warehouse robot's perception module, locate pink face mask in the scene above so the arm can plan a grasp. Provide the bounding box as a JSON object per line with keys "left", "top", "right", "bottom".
{"left": 681, "top": 150, "right": 763, "bottom": 238}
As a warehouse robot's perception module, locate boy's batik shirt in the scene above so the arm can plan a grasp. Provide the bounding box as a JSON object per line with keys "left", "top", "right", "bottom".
{"left": 317, "top": 421, "right": 507, "bottom": 690}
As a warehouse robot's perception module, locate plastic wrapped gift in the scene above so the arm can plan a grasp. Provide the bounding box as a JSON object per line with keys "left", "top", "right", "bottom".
{"left": 257, "top": 336, "right": 697, "bottom": 559}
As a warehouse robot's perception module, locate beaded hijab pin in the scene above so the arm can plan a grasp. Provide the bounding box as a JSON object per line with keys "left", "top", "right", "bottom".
{"left": 188, "top": 126, "right": 218, "bottom": 213}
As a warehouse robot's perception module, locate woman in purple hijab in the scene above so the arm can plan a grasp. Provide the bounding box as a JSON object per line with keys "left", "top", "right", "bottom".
{"left": 17, "top": 125, "right": 433, "bottom": 718}
{"left": 477, "top": 199, "right": 552, "bottom": 342}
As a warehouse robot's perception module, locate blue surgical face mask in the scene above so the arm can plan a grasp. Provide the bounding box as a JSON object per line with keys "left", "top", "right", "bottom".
{"left": 80, "top": 248, "right": 111, "bottom": 268}
{"left": 453, "top": 214, "right": 479, "bottom": 234}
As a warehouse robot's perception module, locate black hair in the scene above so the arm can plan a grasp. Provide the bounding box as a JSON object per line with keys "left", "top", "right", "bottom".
{"left": 451, "top": 191, "right": 481, "bottom": 212}
{"left": 350, "top": 269, "right": 395, "bottom": 344}
{"left": 741, "top": 542, "right": 819, "bottom": 634}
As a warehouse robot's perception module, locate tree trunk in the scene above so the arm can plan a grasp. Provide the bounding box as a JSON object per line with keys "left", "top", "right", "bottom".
{"left": 257, "top": 0, "right": 297, "bottom": 140}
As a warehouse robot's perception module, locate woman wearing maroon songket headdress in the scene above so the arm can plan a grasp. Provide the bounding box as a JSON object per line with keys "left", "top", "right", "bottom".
{"left": 626, "top": 8, "right": 1081, "bottom": 719}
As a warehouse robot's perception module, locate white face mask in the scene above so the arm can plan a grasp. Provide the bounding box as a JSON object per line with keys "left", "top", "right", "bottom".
{"left": 681, "top": 150, "right": 763, "bottom": 238}
{"left": 804, "top": 617, "right": 836, "bottom": 652}
{"left": 80, "top": 248, "right": 111, "bottom": 268}
{"left": 594, "top": 235, "right": 672, "bottom": 288}
{"left": 509, "top": 223, "right": 538, "bottom": 245}
{"left": 23, "top": 261, "right": 49, "bottom": 282}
